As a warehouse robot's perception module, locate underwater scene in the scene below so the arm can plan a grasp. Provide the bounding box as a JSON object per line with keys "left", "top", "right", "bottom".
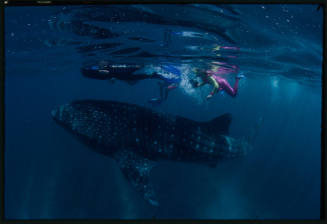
{"left": 4, "top": 4, "right": 323, "bottom": 219}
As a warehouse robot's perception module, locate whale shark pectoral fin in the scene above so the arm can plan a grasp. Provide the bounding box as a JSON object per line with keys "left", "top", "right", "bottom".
{"left": 113, "top": 150, "right": 159, "bottom": 206}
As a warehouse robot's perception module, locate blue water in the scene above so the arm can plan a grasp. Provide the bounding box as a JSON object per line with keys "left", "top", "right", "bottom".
{"left": 4, "top": 4, "right": 322, "bottom": 219}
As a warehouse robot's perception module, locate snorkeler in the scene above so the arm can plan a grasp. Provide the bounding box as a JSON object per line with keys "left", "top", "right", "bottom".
{"left": 191, "top": 67, "right": 244, "bottom": 99}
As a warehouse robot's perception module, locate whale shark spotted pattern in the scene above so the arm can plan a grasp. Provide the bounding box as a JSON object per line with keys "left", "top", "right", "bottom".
{"left": 51, "top": 100, "right": 253, "bottom": 206}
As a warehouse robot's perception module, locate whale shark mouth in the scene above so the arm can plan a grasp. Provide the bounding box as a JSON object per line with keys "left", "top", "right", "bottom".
{"left": 50, "top": 104, "right": 72, "bottom": 122}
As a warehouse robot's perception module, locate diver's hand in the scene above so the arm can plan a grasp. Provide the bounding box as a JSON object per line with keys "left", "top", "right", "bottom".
{"left": 206, "top": 94, "right": 213, "bottom": 100}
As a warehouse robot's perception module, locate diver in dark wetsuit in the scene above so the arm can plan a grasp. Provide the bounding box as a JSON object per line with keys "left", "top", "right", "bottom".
{"left": 81, "top": 63, "right": 182, "bottom": 105}
{"left": 81, "top": 64, "right": 163, "bottom": 83}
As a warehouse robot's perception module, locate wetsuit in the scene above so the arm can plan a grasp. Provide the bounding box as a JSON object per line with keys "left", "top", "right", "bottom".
{"left": 195, "top": 70, "right": 240, "bottom": 98}
{"left": 81, "top": 64, "right": 164, "bottom": 82}
{"left": 209, "top": 69, "right": 241, "bottom": 97}
{"left": 213, "top": 74, "right": 239, "bottom": 97}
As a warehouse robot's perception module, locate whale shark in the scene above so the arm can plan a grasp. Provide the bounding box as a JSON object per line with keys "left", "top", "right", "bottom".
{"left": 51, "top": 100, "right": 255, "bottom": 206}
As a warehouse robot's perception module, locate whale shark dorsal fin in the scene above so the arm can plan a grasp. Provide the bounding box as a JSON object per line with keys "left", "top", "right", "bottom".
{"left": 113, "top": 149, "right": 159, "bottom": 206}
{"left": 201, "top": 113, "right": 232, "bottom": 136}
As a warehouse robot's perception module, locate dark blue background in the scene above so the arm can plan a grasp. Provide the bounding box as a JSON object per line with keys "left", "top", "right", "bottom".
{"left": 4, "top": 4, "right": 322, "bottom": 219}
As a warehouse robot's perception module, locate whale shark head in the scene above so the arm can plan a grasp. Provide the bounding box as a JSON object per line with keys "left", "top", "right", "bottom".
{"left": 51, "top": 101, "right": 128, "bottom": 156}
{"left": 51, "top": 102, "right": 108, "bottom": 142}
{"left": 51, "top": 103, "right": 73, "bottom": 125}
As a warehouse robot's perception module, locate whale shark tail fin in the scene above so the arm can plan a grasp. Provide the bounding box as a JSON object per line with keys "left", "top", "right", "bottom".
{"left": 201, "top": 113, "right": 232, "bottom": 136}
{"left": 222, "top": 116, "right": 263, "bottom": 158}
{"left": 113, "top": 149, "right": 159, "bottom": 207}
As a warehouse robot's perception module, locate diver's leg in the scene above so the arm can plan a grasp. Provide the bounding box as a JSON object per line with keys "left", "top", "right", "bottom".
{"left": 148, "top": 82, "right": 165, "bottom": 106}
{"left": 163, "top": 87, "right": 169, "bottom": 100}
{"left": 232, "top": 78, "right": 239, "bottom": 96}
{"left": 220, "top": 79, "right": 238, "bottom": 97}
{"left": 161, "top": 83, "right": 177, "bottom": 101}
{"left": 160, "top": 83, "right": 165, "bottom": 99}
